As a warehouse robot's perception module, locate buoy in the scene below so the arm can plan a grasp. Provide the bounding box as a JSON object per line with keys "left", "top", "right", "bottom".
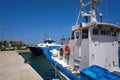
{"left": 64, "top": 44, "right": 71, "bottom": 55}
{"left": 52, "top": 49, "right": 59, "bottom": 57}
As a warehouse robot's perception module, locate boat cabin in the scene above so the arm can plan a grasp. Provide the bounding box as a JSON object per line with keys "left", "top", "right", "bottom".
{"left": 69, "top": 22, "right": 120, "bottom": 72}
{"left": 44, "top": 40, "right": 56, "bottom": 44}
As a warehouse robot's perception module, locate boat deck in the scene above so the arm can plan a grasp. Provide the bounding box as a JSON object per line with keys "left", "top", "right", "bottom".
{"left": 52, "top": 57, "right": 80, "bottom": 77}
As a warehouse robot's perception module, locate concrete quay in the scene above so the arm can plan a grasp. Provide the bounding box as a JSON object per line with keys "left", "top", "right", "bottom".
{"left": 0, "top": 51, "right": 43, "bottom": 80}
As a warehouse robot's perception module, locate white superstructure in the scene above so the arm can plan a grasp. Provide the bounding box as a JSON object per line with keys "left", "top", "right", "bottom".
{"left": 69, "top": 22, "right": 120, "bottom": 72}
{"left": 37, "top": 39, "right": 59, "bottom": 48}
{"left": 69, "top": 0, "right": 120, "bottom": 73}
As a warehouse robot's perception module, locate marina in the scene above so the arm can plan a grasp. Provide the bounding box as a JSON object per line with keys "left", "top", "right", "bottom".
{"left": 0, "top": 0, "right": 120, "bottom": 80}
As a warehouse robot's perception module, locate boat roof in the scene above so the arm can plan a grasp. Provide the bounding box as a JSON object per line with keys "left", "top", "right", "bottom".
{"left": 72, "top": 22, "right": 120, "bottom": 31}
{"left": 44, "top": 39, "right": 55, "bottom": 43}
{"left": 98, "top": 23, "right": 120, "bottom": 29}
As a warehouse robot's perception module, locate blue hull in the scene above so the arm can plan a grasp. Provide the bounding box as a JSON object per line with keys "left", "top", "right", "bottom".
{"left": 28, "top": 47, "right": 43, "bottom": 55}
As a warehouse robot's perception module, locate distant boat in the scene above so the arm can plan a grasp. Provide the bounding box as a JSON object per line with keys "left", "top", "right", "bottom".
{"left": 43, "top": 0, "right": 120, "bottom": 80}
{"left": 28, "top": 46, "right": 43, "bottom": 55}
{"left": 28, "top": 39, "right": 60, "bottom": 55}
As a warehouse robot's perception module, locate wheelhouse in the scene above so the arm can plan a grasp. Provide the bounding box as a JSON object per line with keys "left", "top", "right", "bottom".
{"left": 69, "top": 22, "right": 120, "bottom": 72}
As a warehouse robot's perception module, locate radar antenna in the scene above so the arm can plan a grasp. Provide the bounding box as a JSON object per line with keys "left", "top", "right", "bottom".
{"left": 44, "top": 33, "right": 50, "bottom": 40}
{"left": 80, "top": 0, "right": 102, "bottom": 22}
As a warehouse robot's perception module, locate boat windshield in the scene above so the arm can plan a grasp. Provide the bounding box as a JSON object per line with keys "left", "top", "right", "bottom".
{"left": 44, "top": 40, "right": 55, "bottom": 44}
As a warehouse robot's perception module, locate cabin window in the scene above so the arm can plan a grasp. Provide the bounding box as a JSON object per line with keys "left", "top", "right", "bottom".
{"left": 106, "top": 31, "right": 111, "bottom": 35}
{"left": 71, "top": 31, "right": 75, "bottom": 39}
{"left": 82, "top": 29, "right": 88, "bottom": 38}
{"left": 93, "top": 29, "right": 99, "bottom": 35}
{"left": 100, "top": 29, "right": 105, "bottom": 35}
{"left": 76, "top": 32, "right": 79, "bottom": 39}
{"left": 111, "top": 31, "right": 116, "bottom": 36}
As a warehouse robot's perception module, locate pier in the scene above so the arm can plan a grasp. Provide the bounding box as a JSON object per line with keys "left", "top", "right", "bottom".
{"left": 0, "top": 51, "right": 43, "bottom": 80}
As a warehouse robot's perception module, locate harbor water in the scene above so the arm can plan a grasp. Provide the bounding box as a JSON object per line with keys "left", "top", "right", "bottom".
{"left": 20, "top": 52, "right": 56, "bottom": 80}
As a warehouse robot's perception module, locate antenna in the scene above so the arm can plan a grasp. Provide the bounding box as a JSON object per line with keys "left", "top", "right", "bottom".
{"left": 80, "top": 0, "right": 103, "bottom": 22}
{"left": 2, "top": 27, "right": 4, "bottom": 42}
{"left": 76, "top": 10, "right": 81, "bottom": 26}
{"left": 1, "top": 27, "right": 4, "bottom": 49}
{"left": 44, "top": 33, "right": 50, "bottom": 40}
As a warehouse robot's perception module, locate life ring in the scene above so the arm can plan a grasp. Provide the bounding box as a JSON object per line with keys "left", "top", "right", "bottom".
{"left": 64, "top": 44, "right": 71, "bottom": 55}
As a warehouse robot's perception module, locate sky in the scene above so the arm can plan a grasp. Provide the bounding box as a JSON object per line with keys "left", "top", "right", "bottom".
{"left": 0, "top": 0, "right": 120, "bottom": 44}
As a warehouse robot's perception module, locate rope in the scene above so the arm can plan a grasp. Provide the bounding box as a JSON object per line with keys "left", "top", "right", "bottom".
{"left": 76, "top": 9, "right": 81, "bottom": 26}
{"left": 26, "top": 55, "right": 43, "bottom": 63}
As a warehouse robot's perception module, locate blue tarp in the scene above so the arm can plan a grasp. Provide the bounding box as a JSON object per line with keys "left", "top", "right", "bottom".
{"left": 80, "top": 65, "right": 120, "bottom": 80}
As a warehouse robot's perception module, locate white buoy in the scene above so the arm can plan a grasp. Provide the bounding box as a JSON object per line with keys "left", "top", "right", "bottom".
{"left": 52, "top": 49, "right": 59, "bottom": 57}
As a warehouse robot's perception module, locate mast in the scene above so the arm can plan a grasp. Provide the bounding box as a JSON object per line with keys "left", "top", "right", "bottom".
{"left": 44, "top": 33, "right": 50, "bottom": 40}
{"left": 2, "top": 27, "right": 4, "bottom": 42}
{"left": 91, "top": 1, "right": 97, "bottom": 22}
{"left": 80, "top": 0, "right": 102, "bottom": 22}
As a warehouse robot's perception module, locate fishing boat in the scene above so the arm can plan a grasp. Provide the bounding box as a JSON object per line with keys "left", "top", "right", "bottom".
{"left": 28, "top": 46, "right": 43, "bottom": 55}
{"left": 43, "top": 0, "right": 120, "bottom": 80}
{"left": 28, "top": 35, "right": 60, "bottom": 55}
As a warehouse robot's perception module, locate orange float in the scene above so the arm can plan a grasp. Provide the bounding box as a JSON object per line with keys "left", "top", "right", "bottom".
{"left": 64, "top": 44, "right": 71, "bottom": 55}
